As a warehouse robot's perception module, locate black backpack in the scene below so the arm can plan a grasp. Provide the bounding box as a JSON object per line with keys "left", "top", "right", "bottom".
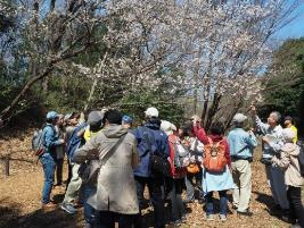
{"left": 296, "top": 141, "right": 304, "bottom": 177}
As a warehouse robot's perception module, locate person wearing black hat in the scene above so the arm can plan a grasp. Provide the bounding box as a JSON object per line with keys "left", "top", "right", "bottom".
{"left": 284, "top": 116, "right": 298, "bottom": 143}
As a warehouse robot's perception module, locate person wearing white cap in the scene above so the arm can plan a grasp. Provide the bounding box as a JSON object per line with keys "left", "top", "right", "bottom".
{"left": 227, "top": 113, "right": 257, "bottom": 216}
{"left": 161, "top": 120, "right": 187, "bottom": 226}
{"left": 144, "top": 107, "right": 159, "bottom": 118}
{"left": 271, "top": 128, "right": 304, "bottom": 228}
{"left": 132, "top": 107, "right": 170, "bottom": 228}
{"left": 41, "top": 111, "right": 65, "bottom": 211}
{"left": 250, "top": 105, "right": 290, "bottom": 219}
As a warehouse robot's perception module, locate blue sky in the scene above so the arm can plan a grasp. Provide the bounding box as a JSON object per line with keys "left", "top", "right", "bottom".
{"left": 273, "top": 1, "right": 304, "bottom": 40}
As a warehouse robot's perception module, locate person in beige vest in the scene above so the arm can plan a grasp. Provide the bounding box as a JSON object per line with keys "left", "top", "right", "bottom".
{"left": 73, "top": 109, "right": 139, "bottom": 228}
{"left": 271, "top": 128, "right": 304, "bottom": 228}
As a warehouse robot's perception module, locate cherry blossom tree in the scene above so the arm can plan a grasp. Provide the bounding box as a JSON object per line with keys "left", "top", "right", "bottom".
{"left": 0, "top": 0, "right": 302, "bottom": 127}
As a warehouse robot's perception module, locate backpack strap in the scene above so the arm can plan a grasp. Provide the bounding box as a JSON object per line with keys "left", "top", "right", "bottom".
{"left": 138, "top": 126, "right": 154, "bottom": 158}
{"left": 207, "top": 137, "right": 213, "bottom": 144}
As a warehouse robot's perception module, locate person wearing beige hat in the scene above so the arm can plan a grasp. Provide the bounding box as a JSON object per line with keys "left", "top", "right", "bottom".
{"left": 228, "top": 113, "right": 257, "bottom": 216}
{"left": 271, "top": 128, "right": 304, "bottom": 228}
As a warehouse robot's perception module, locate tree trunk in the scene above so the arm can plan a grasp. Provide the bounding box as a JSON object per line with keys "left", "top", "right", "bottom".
{"left": 205, "top": 93, "right": 222, "bottom": 131}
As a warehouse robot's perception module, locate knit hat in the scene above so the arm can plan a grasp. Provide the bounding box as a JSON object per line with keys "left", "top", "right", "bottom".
{"left": 122, "top": 115, "right": 133, "bottom": 124}
{"left": 46, "top": 111, "right": 58, "bottom": 120}
{"left": 87, "top": 111, "right": 104, "bottom": 125}
{"left": 161, "top": 120, "right": 177, "bottom": 135}
{"left": 232, "top": 113, "right": 248, "bottom": 124}
{"left": 145, "top": 107, "right": 159, "bottom": 118}
{"left": 282, "top": 128, "right": 295, "bottom": 143}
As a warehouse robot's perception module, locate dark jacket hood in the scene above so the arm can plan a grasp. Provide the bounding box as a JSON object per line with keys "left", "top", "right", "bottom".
{"left": 144, "top": 117, "right": 161, "bottom": 130}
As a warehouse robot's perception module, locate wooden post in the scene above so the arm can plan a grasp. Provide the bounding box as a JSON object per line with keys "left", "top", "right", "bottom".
{"left": 2, "top": 154, "right": 10, "bottom": 177}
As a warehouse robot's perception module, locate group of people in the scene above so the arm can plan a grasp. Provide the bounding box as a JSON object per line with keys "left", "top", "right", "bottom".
{"left": 37, "top": 106, "right": 304, "bottom": 228}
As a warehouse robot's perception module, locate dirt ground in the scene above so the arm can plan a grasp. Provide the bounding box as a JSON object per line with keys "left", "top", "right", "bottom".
{"left": 0, "top": 129, "right": 302, "bottom": 228}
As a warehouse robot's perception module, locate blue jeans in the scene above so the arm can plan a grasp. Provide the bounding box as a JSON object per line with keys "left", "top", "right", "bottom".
{"left": 84, "top": 184, "right": 96, "bottom": 225}
{"left": 205, "top": 190, "right": 228, "bottom": 216}
{"left": 134, "top": 176, "right": 165, "bottom": 228}
{"left": 40, "top": 153, "right": 56, "bottom": 204}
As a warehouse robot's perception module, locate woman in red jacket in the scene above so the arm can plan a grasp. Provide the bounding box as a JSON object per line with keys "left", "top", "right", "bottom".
{"left": 192, "top": 119, "right": 234, "bottom": 221}
{"left": 161, "top": 120, "right": 187, "bottom": 226}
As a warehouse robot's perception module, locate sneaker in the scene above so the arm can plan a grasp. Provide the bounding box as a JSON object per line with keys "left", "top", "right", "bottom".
{"left": 60, "top": 203, "right": 78, "bottom": 214}
{"left": 206, "top": 214, "right": 214, "bottom": 221}
{"left": 219, "top": 214, "right": 227, "bottom": 221}
{"left": 237, "top": 210, "right": 253, "bottom": 217}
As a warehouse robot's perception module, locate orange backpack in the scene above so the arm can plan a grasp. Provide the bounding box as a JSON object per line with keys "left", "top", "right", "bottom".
{"left": 203, "top": 137, "right": 227, "bottom": 173}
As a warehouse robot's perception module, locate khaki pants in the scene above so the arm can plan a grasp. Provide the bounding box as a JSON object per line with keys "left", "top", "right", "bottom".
{"left": 63, "top": 163, "right": 82, "bottom": 204}
{"left": 231, "top": 160, "right": 252, "bottom": 212}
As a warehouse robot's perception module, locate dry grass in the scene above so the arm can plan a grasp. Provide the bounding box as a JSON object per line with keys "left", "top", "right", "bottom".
{"left": 0, "top": 134, "right": 300, "bottom": 228}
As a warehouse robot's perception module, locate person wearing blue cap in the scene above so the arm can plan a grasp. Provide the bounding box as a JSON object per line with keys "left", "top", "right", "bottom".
{"left": 41, "top": 111, "right": 65, "bottom": 211}
{"left": 122, "top": 115, "right": 133, "bottom": 129}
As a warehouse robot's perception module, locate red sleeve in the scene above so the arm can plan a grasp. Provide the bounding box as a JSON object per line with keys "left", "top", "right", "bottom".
{"left": 222, "top": 139, "right": 231, "bottom": 165}
{"left": 168, "top": 135, "right": 176, "bottom": 175}
{"left": 193, "top": 125, "right": 209, "bottom": 144}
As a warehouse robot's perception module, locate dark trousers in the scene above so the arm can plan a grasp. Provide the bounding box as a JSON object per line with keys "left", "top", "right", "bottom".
{"left": 166, "top": 178, "right": 185, "bottom": 221}
{"left": 55, "top": 158, "right": 64, "bottom": 185}
{"left": 95, "top": 211, "right": 133, "bottom": 228}
{"left": 134, "top": 176, "right": 165, "bottom": 228}
{"left": 287, "top": 186, "right": 304, "bottom": 227}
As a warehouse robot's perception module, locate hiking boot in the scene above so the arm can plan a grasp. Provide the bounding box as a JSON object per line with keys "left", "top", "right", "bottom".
{"left": 219, "top": 214, "right": 227, "bottom": 221}
{"left": 60, "top": 203, "right": 78, "bottom": 214}
{"left": 237, "top": 210, "right": 253, "bottom": 217}
{"left": 206, "top": 214, "right": 214, "bottom": 221}
{"left": 41, "top": 202, "right": 57, "bottom": 212}
{"left": 281, "top": 215, "right": 296, "bottom": 224}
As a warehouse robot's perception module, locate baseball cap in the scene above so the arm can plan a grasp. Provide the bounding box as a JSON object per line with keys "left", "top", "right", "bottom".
{"left": 232, "top": 113, "right": 247, "bottom": 123}
{"left": 144, "top": 107, "right": 159, "bottom": 118}
{"left": 87, "top": 111, "right": 104, "bottom": 125}
{"left": 46, "top": 111, "right": 58, "bottom": 120}
{"left": 122, "top": 115, "right": 133, "bottom": 124}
